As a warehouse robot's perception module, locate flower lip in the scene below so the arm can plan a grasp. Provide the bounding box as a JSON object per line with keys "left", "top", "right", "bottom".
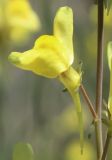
{"left": 54, "top": 6, "right": 74, "bottom": 65}
{"left": 8, "top": 52, "right": 21, "bottom": 64}
{"left": 59, "top": 6, "right": 72, "bottom": 13}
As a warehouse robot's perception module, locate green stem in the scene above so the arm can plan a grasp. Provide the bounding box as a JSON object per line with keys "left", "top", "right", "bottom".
{"left": 101, "top": 132, "right": 111, "bottom": 160}
{"left": 108, "top": 61, "right": 112, "bottom": 115}
{"left": 95, "top": 0, "right": 104, "bottom": 159}
{"left": 69, "top": 90, "right": 83, "bottom": 154}
{"left": 80, "top": 84, "right": 97, "bottom": 120}
{"left": 59, "top": 67, "right": 83, "bottom": 153}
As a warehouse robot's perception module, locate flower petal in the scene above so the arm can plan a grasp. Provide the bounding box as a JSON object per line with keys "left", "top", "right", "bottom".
{"left": 34, "top": 35, "right": 71, "bottom": 78}
{"left": 8, "top": 49, "right": 39, "bottom": 70}
{"left": 6, "top": 0, "right": 41, "bottom": 31}
{"left": 9, "top": 35, "right": 71, "bottom": 78}
{"left": 54, "top": 6, "right": 74, "bottom": 64}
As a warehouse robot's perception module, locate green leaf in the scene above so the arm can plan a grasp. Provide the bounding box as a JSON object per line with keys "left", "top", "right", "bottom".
{"left": 107, "top": 42, "right": 112, "bottom": 116}
{"left": 13, "top": 143, "right": 34, "bottom": 160}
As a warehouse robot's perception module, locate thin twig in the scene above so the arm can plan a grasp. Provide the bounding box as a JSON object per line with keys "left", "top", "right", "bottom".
{"left": 80, "top": 84, "right": 97, "bottom": 120}
{"left": 95, "top": 0, "right": 104, "bottom": 159}
{"left": 101, "top": 132, "right": 111, "bottom": 160}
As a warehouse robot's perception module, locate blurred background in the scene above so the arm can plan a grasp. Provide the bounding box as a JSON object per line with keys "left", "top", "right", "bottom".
{"left": 0, "top": 0, "right": 112, "bottom": 159}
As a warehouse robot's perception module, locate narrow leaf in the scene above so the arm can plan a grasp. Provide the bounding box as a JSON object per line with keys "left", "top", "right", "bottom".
{"left": 107, "top": 41, "right": 112, "bottom": 70}
{"left": 107, "top": 42, "right": 112, "bottom": 116}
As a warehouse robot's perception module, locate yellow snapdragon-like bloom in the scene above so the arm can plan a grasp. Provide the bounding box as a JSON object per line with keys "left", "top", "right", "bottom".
{"left": 64, "top": 140, "right": 96, "bottom": 160}
{"left": 9, "top": 6, "right": 79, "bottom": 82}
{"left": 9, "top": 6, "right": 83, "bottom": 152}
{"left": 0, "top": 0, "right": 40, "bottom": 43}
{"left": 6, "top": 0, "right": 39, "bottom": 31}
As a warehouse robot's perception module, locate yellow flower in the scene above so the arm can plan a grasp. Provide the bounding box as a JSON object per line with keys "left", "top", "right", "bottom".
{"left": 9, "top": 6, "right": 83, "bottom": 152}
{"left": 64, "top": 140, "right": 96, "bottom": 160}
{"left": 0, "top": 0, "right": 41, "bottom": 43}
{"left": 9, "top": 6, "right": 80, "bottom": 86}
{"left": 6, "top": 0, "right": 40, "bottom": 31}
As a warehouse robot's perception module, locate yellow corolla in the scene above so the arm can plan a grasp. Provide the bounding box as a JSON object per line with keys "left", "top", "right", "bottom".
{"left": 0, "top": 0, "right": 40, "bottom": 43}
{"left": 9, "top": 6, "right": 80, "bottom": 84}
{"left": 6, "top": 0, "right": 40, "bottom": 31}
{"left": 9, "top": 6, "right": 83, "bottom": 152}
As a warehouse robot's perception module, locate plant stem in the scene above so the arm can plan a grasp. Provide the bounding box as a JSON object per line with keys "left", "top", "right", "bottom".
{"left": 101, "top": 132, "right": 111, "bottom": 160}
{"left": 70, "top": 91, "right": 83, "bottom": 154}
{"left": 59, "top": 68, "right": 83, "bottom": 153}
{"left": 95, "top": 0, "right": 104, "bottom": 159}
{"left": 80, "top": 84, "right": 97, "bottom": 120}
